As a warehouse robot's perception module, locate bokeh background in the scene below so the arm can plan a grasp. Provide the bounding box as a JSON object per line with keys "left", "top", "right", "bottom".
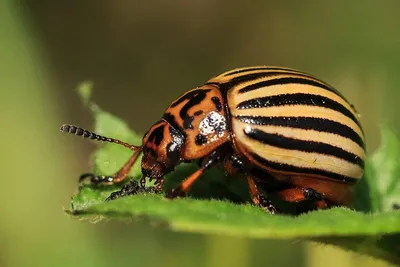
{"left": 1, "top": 1, "right": 399, "bottom": 266}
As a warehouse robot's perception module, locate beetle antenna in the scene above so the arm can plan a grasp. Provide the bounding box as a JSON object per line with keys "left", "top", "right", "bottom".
{"left": 60, "top": 124, "right": 141, "bottom": 151}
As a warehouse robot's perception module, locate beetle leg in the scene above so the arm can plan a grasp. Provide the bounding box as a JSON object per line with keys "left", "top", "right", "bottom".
{"left": 105, "top": 179, "right": 141, "bottom": 201}
{"left": 105, "top": 175, "right": 159, "bottom": 201}
{"left": 223, "top": 153, "right": 245, "bottom": 177}
{"left": 274, "top": 187, "right": 322, "bottom": 202}
{"left": 165, "top": 151, "right": 220, "bottom": 199}
{"left": 274, "top": 187, "right": 329, "bottom": 213}
{"left": 80, "top": 151, "right": 141, "bottom": 184}
{"left": 154, "top": 178, "right": 165, "bottom": 192}
{"left": 275, "top": 187, "right": 325, "bottom": 202}
{"left": 246, "top": 175, "right": 279, "bottom": 214}
{"left": 140, "top": 176, "right": 147, "bottom": 188}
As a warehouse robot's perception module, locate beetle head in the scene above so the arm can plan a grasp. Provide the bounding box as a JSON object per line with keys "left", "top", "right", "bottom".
{"left": 141, "top": 120, "right": 185, "bottom": 178}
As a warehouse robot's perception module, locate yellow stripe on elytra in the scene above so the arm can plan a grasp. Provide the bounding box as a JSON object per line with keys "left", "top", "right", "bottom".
{"left": 231, "top": 105, "right": 364, "bottom": 141}
{"left": 232, "top": 123, "right": 363, "bottom": 179}
{"left": 211, "top": 67, "right": 311, "bottom": 83}
{"left": 229, "top": 79, "right": 359, "bottom": 120}
{"left": 233, "top": 120, "right": 365, "bottom": 160}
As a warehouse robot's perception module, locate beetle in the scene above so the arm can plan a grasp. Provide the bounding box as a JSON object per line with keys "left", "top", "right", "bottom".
{"left": 61, "top": 66, "right": 365, "bottom": 214}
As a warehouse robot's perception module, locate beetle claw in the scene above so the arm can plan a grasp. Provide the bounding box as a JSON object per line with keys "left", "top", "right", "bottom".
{"left": 154, "top": 178, "right": 165, "bottom": 191}
{"left": 140, "top": 176, "right": 147, "bottom": 188}
{"left": 165, "top": 188, "right": 186, "bottom": 199}
{"left": 258, "top": 196, "right": 279, "bottom": 215}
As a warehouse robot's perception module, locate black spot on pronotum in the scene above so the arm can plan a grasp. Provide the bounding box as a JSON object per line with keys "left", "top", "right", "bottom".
{"left": 195, "top": 134, "right": 208, "bottom": 145}
{"left": 211, "top": 96, "right": 222, "bottom": 112}
{"left": 194, "top": 110, "right": 204, "bottom": 116}
{"left": 171, "top": 89, "right": 211, "bottom": 129}
{"left": 393, "top": 203, "right": 400, "bottom": 210}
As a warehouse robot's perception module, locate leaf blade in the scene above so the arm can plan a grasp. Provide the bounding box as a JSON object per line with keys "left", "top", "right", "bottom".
{"left": 67, "top": 82, "right": 400, "bottom": 265}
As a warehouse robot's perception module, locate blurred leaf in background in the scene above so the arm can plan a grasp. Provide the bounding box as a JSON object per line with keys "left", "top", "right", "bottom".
{"left": 2, "top": 1, "right": 400, "bottom": 267}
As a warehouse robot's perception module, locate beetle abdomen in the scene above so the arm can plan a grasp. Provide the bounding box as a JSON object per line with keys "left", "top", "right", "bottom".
{"left": 211, "top": 66, "right": 365, "bottom": 184}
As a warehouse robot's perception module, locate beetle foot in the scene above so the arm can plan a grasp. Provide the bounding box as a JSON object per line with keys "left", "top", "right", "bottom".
{"left": 259, "top": 196, "right": 279, "bottom": 214}
{"left": 140, "top": 176, "right": 147, "bottom": 188}
{"left": 154, "top": 178, "right": 165, "bottom": 192}
{"left": 105, "top": 179, "right": 140, "bottom": 201}
{"left": 165, "top": 188, "right": 186, "bottom": 199}
{"left": 139, "top": 176, "right": 164, "bottom": 193}
{"left": 105, "top": 179, "right": 161, "bottom": 201}
{"left": 80, "top": 173, "right": 115, "bottom": 184}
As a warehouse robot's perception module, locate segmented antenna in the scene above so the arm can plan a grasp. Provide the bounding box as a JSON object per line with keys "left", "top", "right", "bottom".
{"left": 60, "top": 124, "right": 141, "bottom": 151}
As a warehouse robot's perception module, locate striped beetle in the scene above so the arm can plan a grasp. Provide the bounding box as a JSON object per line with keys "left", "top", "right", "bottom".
{"left": 61, "top": 66, "right": 365, "bottom": 214}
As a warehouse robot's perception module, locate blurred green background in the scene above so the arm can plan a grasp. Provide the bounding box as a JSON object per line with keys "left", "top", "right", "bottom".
{"left": 1, "top": 1, "right": 399, "bottom": 266}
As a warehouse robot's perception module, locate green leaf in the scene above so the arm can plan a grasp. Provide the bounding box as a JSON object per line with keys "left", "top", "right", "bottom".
{"left": 369, "top": 125, "right": 400, "bottom": 212}
{"left": 67, "top": 83, "right": 400, "bottom": 265}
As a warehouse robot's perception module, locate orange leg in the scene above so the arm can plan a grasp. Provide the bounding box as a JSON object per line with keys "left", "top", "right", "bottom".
{"left": 166, "top": 151, "right": 220, "bottom": 199}
{"left": 274, "top": 187, "right": 329, "bottom": 212}
{"left": 246, "top": 175, "right": 278, "bottom": 214}
{"left": 80, "top": 150, "right": 141, "bottom": 184}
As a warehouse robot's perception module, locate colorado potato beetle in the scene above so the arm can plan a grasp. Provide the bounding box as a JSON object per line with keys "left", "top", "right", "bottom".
{"left": 61, "top": 66, "right": 365, "bottom": 214}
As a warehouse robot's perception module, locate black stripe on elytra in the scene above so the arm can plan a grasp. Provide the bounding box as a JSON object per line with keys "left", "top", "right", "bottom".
{"left": 217, "top": 72, "right": 290, "bottom": 93}
{"left": 170, "top": 89, "right": 211, "bottom": 129}
{"left": 244, "top": 127, "right": 364, "bottom": 167}
{"left": 236, "top": 93, "right": 362, "bottom": 129}
{"left": 235, "top": 115, "right": 365, "bottom": 149}
{"left": 147, "top": 124, "right": 165, "bottom": 146}
{"left": 204, "top": 81, "right": 220, "bottom": 86}
{"left": 223, "top": 67, "right": 311, "bottom": 77}
{"left": 238, "top": 76, "right": 345, "bottom": 101}
{"left": 250, "top": 152, "right": 359, "bottom": 184}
